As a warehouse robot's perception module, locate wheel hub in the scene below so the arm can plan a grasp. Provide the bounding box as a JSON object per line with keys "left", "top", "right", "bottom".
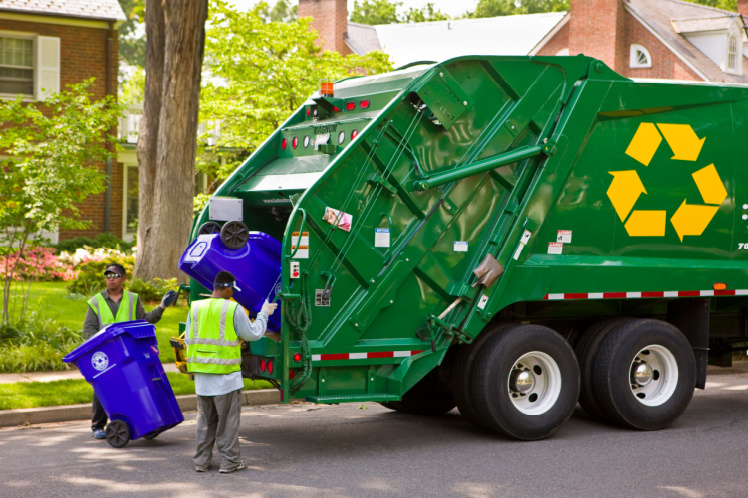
{"left": 510, "top": 369, "right": 535, "bottom": 394}
{"left": 632, "top": 362, "right": 653, "bottom": 386}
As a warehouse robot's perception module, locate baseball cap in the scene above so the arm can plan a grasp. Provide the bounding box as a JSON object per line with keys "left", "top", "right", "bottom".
{"left": 214, "top": 270, "right": 240, "bottom": 291}
{"left": 104, "top": 263, "right": 126, "bottom": 276}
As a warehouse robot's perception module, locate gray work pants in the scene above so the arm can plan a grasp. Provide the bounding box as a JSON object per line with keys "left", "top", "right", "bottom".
{"left": 193, "top": 389, "right": 242, "bottom": 470}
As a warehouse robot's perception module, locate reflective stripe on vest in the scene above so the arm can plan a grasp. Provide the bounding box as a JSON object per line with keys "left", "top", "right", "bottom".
{"left": 87, "top": 291, "right": 137, "bottom": 330}
{"left": 186, "top": 298, "right": 241, "bottom": 374}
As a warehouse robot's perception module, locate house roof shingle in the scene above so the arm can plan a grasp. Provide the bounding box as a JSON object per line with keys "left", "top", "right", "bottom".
{"left": 0, "top": 0, "right": 126, "bottom": 22}
{"left": 625, "top": 0, "right": 748, "bottom": 83}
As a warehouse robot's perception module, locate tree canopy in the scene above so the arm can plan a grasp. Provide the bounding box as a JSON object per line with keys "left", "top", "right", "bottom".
{"left": 198, "top": 0, "right": 392, "bottom": 185}
{"left": 350, "top": 0, "right": 451, "bottom": 25}
{"left": 470, "top": 0, "right": 569, "bottom": 18}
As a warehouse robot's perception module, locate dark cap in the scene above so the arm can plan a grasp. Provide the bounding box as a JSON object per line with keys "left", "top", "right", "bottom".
{"left": 214, "top": 270, "right": 239, "bottom": 291}
{"left": 104, "top": 263, "right": 126, "bottom": 276}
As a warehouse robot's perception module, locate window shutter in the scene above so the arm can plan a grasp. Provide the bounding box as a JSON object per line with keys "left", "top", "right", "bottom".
{"left": 36, "top": 36, "right": 60, "bottom": 100}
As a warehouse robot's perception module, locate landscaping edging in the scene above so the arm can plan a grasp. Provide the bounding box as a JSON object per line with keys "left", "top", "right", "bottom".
{"left": 0, "top": 389, "right": 281, "bottom": 428}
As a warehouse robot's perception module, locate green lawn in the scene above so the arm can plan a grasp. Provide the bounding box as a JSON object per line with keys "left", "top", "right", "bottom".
{"left": 1, "top": 280, "right": 189, "bottom": 365}
{"left": 0, "top": 374, "right": 274, "bottom": 410}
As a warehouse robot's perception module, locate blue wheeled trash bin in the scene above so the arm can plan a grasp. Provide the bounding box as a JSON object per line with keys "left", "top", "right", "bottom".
{"left": 64, "top": 320, "right": 184, "bottom": 448}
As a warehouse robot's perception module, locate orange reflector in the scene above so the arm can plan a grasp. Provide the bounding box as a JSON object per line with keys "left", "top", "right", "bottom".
{"left": 320, "top": 80, "right": 334, "bottom": 96}
{"left": 714, "top": 282, "right": 727, "bottom": 290}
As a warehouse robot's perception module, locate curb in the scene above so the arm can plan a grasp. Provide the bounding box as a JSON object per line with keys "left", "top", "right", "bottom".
{"left": 0, "top": 389, "right": 281, "bottom": 428}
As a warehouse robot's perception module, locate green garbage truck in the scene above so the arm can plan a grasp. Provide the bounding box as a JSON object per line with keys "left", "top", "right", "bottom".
{"left": 177, "top": 55, "right": 748, "bottom": 440}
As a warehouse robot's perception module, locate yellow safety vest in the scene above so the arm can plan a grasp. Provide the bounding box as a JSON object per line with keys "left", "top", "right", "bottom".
{"left": 87, "top": 291, "right": 138, "bottom": 330}
{"left": 186, "top": 298, "right": 241, "bottom": 375}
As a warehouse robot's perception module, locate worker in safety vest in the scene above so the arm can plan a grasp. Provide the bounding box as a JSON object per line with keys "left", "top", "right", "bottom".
{"left": 82, "top": 262, "right": 175, "bottom": 439}
{"left": 188, "top": 270, "right": 277, "bottom": 474}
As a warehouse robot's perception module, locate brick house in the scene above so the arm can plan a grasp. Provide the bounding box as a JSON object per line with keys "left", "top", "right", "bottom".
{"left": 305, "top": 0, "right": 748, "bottom": 84}
{"left": 0, "top": 0, "right": 125, "bottom": 243}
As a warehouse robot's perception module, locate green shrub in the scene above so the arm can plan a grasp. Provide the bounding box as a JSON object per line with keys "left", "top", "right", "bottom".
{"left": 0, "top": 309, "right": 84, "bottom": 373}
{"left": 65, "top": 254, "right": 136, "bottom": 297}
{"left": 55, "top": 233, "right": 134, "bottom": 253}
{"left": 128, "top": 277, "right": 178, "bottom": 303}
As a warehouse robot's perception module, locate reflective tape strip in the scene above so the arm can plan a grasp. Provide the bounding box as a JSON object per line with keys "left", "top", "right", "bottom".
{"left": 219, "top": 299, "right": 230, "bottom": 340}
{"left": 185, "top": 337, "right": 240, "bottom": 347}
{"left": 310, "top": 351, "right": 424, "bottom": 362}
{"left": 128, "top": 292, "right": 134, "bottom": 320}
{"left": 542, "top": 290, "right": 748, "bottom": 300}
{"left": 186, "top": 356, "right": 241, "bottom": 365}
{"left": 91, "top": 298, "right": 103, "bottom": 329}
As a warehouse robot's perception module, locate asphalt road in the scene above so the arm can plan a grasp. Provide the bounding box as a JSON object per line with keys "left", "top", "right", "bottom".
{"left": 2, "top": 372, "right": 748, "bottom": 498}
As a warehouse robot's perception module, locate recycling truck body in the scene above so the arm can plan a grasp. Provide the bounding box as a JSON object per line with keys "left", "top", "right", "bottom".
{"left": 177, "top": 56, "right": 748, "bottom": 440}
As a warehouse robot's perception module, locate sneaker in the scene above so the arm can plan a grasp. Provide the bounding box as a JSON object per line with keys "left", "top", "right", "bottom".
{"left": 195, "top": 464, "right": 210, "bottom": 472}
{"left": 219, "top": 460, "right": 247, "bottom": 474}
{"left": 92, "top": 429, "right": 106, "bottom": 440}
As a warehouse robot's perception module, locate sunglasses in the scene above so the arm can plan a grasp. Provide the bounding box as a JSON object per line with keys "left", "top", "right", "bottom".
{"left": 104, "top": 274, "right": 123, "bottom": 280}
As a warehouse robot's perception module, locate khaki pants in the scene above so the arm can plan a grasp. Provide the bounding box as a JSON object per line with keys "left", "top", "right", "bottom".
{"left": 193, "top": 389, "right": 242, "bottom": 470}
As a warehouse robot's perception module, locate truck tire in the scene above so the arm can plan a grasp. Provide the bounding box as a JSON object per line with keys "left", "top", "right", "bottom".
{"left": 470, "top": 324, "right": 580, "bottom": 440}
{"left": 451, "top": 323, "right": 518, "bottom": 428}
{"left": 575, "top": 317, "right": 631, "bottom": 420}
{"left": 591, "top": 319, "right": 695, "bottom": 430}
{"left": 380, "top": 369, "right": 455, "bottom": 415}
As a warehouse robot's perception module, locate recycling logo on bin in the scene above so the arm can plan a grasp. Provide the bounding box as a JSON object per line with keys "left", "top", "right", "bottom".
{"left": 91, "top": 351, "right": 109, "bottom": 371}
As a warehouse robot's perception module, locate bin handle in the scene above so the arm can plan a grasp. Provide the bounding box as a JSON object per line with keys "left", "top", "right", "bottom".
{"left": 287, "top": 208, "right": 308, "bottom": 259}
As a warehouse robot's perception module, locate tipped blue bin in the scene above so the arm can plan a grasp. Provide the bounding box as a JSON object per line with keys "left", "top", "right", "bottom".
{"left": 178, "top": 231, "right": 282, "bottom": 331}
{"left": 64, "top": 320, "right": 183, "bottom": 447}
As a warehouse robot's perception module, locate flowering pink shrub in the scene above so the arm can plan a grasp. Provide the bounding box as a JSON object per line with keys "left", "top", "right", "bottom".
{"left": 0, "top": 247, "right": 78, "bottom": 281}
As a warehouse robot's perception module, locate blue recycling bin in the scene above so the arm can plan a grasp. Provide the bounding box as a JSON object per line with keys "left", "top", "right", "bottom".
{"left": 178, "top": 231, "right": 282, "bottom": 331}
{"left": 64, "top": 320, "right": 183, "bottom": 448}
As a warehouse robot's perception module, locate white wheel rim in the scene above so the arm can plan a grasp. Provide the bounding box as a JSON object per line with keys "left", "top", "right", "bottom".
{"left": 629, "top": 344, "right": 679, "bottom": 407}
{"left": 506, "top": 351, "right": 562, "bottom": 416}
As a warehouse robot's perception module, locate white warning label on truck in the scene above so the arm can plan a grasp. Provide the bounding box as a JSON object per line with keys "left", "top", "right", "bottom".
{"left": 478, "top": 294, "right": 489, "bottom": 310}
{"left": 454, "top": 241, "right": 468, "bottom": 252}
{"left": 557, "top": 230, "right": 572, "bottom": 244}
{"left": 291, "top": 232, "right": 309, "bottom": 259}
{"left": 547, "top": 242, "right": 563, "bottom": 255}
{"left": 375, "top": 228, "right": 390, "bottom": 248}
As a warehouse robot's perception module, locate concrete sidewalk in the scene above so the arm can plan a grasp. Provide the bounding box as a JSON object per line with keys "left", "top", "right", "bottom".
{"left": 0, "top": 362, "right": 180, "bottom": 384}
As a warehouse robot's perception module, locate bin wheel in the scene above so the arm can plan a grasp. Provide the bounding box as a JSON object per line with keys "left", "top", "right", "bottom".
{"left": 105, "top": 420, "right": 130, "bottom": 448}
{"left": 469, "top": 324, "right": 580, "bottom": 440}
{"left": 590, "top": 319, "right": 695, "bottom": 430}
{"left": 220, "top": 220, "right": 249, "bottom": 249}
{"left": 197, "top": 221, "right": 222, "bottom": 235}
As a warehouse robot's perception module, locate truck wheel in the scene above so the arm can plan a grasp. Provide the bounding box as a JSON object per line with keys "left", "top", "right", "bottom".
{"left": 575, "top": 317, "right": 631, "bottom": 420}
{"left": 451, "top": 323, "right": 518, "bottom": 428}
{"left": 105, "top": 419, "right": 130, "bottom": 448}
{"left": 220, "top": 220, "right": 249, "bottom": 249}
{"left": 380, "top": 369, "right": 455, "bottom": 415}
{"left": 591, "top": 319, "right": 695, "bottom": 430}
{"left": 470, "top": 324, "right": 580, "bottom": 440}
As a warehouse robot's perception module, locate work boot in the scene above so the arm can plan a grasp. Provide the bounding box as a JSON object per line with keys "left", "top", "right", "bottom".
{"left": 219, "top": 460, "right": 247, "bottom": 474}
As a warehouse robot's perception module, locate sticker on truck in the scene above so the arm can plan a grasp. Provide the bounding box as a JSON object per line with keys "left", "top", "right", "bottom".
{"left": 557, "top": 230, "right": 572, "bottom": 243}
{"left": 547, "top": 242, "right": 563, "bottom": 254}
{"left": 323, "top": 207, "right": 352, "bottom": 232}
{"left": 375, "top": 228, "right": 390, "bottom": 248}
{"left": 454, "top": 241, "right": 468, "bottom": 252}
{"left": 291, "top": 232, "right": 309, "bottom": 258}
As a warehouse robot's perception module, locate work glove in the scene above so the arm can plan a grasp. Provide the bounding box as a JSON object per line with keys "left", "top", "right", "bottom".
{"left": 161, "top": 290, "right": 178, "bottom": 308}
{"left": 261, "top": 299, "right": 278, "bottom": 316}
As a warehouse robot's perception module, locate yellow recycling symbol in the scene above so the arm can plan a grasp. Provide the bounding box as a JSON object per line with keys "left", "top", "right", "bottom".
{"left": 607, "top": 123, "right": 727, "bottom": 241}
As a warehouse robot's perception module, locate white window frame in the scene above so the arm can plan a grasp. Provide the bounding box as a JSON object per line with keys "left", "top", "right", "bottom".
{"left": 122, "top": 163, "right": 139, "bottom": 242}
{"left": 0, "top": 31, "right": 59, "bottom": 101}
{"left": 726, "top": 33, "right": 741, "bottom": 75}
{"left": 630, "top": 44, "right": 652, "bottom": 69}
{"left": 555, "top": 48, "right": 570, "bottom": 56}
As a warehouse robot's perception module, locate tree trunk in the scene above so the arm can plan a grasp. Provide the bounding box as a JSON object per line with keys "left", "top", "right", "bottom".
{"left": 135, "top": 0, "right": 207, "bottom": 281}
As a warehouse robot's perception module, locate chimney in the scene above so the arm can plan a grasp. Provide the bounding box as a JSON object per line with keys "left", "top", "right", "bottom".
{"left": 739, "top": 0, "right": 748, "bottom": 19}
{"left": 569, "top": 0, "right": 626, "bottom": 73}
{"left": 298, "top": 0, "right": 351, "bottom": 56}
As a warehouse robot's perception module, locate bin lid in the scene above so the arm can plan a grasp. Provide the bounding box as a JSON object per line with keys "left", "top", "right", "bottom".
{"left": 63, "top": 320, "right": 155, "bottom": 363}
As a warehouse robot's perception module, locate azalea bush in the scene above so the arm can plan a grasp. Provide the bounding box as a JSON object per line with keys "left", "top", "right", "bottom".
{"left": 0, "top": 246, "right": 77, "bottom": 282}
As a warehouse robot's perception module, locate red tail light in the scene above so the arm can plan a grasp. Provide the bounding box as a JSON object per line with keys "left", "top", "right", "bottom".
{"left": 260, "top": 359, "right": 266, "bottom": 372}
{"left": 281, "top": 138, "right": 287, "bottom": 150}
{"left": 293, "top": 353, "right": 302, "bottom": 362}
{"left": 289, "top": 370, "right": 296, "bottom": 379}
{"left": 292, "top": 137, "right": 298, "bottom": 149}
{"left": 351, "top": 129, "right": 358, "bottom": 140}
{"left": 267, "top": 360, "right": 274, "bottom": 375}
{"left": 346, "top": 102, "right": 355, "bottom": 111}
{"left": 360, "top": 100, "right": 370, "bottom": 109}
{"left": 333, "top": 106, "right": 341, "bottom": 112}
